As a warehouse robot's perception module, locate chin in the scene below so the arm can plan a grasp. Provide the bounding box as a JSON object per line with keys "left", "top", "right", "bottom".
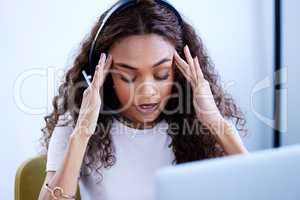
{"left": 136, "top": 111, "right": 162, "bottom": 122}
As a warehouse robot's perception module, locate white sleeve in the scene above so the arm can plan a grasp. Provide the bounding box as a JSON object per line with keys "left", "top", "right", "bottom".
{"left": 46, "top": 115, "right": 74, "bottom": 172}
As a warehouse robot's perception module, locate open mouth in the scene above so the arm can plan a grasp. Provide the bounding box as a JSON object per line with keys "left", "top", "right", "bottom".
{"left": 135, "top": 103, "right": 159, "bottom": 114}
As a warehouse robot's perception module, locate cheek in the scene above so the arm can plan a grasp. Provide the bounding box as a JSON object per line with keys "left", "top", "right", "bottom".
{"left": 111, "top": 75, "right": 135, "bottom": 105}
{"left": 159, "top": 82, "right": 173, "bottom": 103}
{"left": 159, "top": 72, "right": 174, "bottom": 103}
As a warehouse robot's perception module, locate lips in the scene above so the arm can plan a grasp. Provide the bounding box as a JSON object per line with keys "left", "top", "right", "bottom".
{"left": 135, "top": 103, "right": 159, "bottom": 114}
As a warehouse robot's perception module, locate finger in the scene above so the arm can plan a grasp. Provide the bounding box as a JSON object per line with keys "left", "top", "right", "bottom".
{"left": 190, "top": 58, "right": 198, "bottom": 82}
{"left": 174, "top": 60, "right": 196, "bottom": 89}
{"left": 174, "top": 59, "right": 192, "bottom": 82}
{"left": 91, "top": 68, "right": 101, "bottom": 90}
{"left": 193, "top": 56, "right": 204, "bottom": 80}
{"left": 92, "top": 53, "right": 106, "bottom": 88}
{"left": 174, "top": 53, "right": 196, "bottom": 88}
{"left": 98, "top": 54, "right": 113, "bottom": 88}
{"left": 174, "top": 50, "right": 190, "bottom": 76}
{"left": 183, "top": 45, "right": 197, "bottom": 82}
{"left": 174, "top": 50, "right": 188, "bottom": 71}
{"left": 103, "top": 54, "right": 113, "bottom": 77}
{"left": 174, "top": 50, "right": 196, "bottom": 88}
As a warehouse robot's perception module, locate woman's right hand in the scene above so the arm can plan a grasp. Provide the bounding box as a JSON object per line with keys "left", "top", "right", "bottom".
{"left": 74, "top": 53, "right": 112, "bottom": 139}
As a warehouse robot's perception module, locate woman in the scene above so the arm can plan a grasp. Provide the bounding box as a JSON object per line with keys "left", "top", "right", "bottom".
{"left": 38, "top": 0, "right": 248, "bottom": 199}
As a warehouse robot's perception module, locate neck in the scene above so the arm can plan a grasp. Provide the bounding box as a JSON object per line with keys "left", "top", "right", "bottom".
{"left": 113, "top": 113, "right": 163, "bottom": 130}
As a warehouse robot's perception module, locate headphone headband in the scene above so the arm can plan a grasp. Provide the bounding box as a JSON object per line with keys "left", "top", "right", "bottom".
{"left": 84, "top": 0, "right": 183, "bottom": 84}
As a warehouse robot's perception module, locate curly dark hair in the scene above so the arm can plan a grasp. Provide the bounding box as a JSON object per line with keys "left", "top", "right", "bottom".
{"left": 40, "top": 0, "right": 246, "bottom": 183}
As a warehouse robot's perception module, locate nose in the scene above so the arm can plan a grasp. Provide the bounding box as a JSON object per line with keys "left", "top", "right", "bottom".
{"left": 136, "top": 81, "right": 159, "bottom": 99}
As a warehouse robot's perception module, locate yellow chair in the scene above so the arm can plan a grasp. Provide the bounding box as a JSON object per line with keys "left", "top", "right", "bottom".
{"left": 15, "top": 154, "right": 81, "bottom": 200}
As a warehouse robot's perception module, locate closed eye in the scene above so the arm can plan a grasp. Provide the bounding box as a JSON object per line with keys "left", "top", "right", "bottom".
{"left": 119, "top": 71, "right": 170, "bottom": 83}
{"left": 155, "top": 73, "right": 169, "bottom": 80}
{"left": 119, "top": 75, "right": 136, "bottom": 83}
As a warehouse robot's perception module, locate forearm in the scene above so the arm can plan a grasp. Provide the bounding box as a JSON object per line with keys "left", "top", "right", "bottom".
{"left": 39, "top": 129, "right": 90, "bottom": 200}
{"left": 208, "top": 119, "right": 249, "bottom": 155}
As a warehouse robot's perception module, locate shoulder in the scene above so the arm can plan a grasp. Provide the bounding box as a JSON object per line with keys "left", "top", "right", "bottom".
{"left": 46, "top": 112, "right": 75, "bottom": 171}
{"left": 52, "top": 112, "right": 74, "bottom": 136}
{"left": 48, "top": 112, "right": 75, "bottom": 151}
{"left": 56, "top": 111, "right": 75, "bottom": 127}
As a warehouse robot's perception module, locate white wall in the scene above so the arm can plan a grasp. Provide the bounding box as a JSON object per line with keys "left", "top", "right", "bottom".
{"left": 0, "top": 1, "right": 115, "bottom": 199}
{"left": 282, "top": 0, "right": 300, "bottom": 145}
{"left": 0, "top": 0, "right": 275, "bottom": 199}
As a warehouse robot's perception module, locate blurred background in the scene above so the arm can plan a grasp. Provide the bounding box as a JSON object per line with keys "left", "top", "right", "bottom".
{"left": 0, "top": 0, "right": 298, "bottom": 199}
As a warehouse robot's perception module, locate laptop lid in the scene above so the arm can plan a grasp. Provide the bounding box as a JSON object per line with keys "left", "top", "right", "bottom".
{"left": 155, "top": 144, "right": 300, "bottom": 200}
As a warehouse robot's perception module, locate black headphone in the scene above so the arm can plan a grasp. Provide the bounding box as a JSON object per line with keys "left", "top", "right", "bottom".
{"left": 81, "top": 0, "right": 183, "bottom": 85}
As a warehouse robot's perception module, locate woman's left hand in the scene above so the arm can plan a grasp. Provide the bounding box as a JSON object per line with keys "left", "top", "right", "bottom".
{"left": 173, "top": 45, "right": 224, "bottom": 129}
{"left": 174, "top": 45, "right": 249, "bottom": 155}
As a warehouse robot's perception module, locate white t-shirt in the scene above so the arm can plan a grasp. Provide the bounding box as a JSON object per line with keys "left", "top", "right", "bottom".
{"left": 46, "top": 115, "right": 243, "bottom": 200}
{"left": 46, "top": 116, "right": 175, "bottom": 200}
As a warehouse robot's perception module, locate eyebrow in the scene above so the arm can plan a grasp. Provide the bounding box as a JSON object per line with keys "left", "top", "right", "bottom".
{"left": 114, "top": 58, "right": 172, "bottom": 71}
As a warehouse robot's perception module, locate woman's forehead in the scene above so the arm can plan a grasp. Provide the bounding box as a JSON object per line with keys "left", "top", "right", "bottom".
{"left": 109, "top": 34, "right": 175, "bottom": 70}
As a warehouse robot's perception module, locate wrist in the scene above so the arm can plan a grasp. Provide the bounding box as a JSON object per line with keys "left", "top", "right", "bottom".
{"left": 205, "top": 117, "right": 228, "bottom": 135}
{"left": 207, "top": 119, "right": 248, "bottom": 155}
{"left": 44, "top": 183, "right": 75, "bottom": 200}
{"left": 70, "top": 127, "right": 91, "bottom": 144}
{"left": 205, "top": 118, "right": 235, "bottom": 142}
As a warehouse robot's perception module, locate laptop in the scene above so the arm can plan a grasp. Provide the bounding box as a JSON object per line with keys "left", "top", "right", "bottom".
{"left": 155, "top": 144, "right": 300, "bottom": 200}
